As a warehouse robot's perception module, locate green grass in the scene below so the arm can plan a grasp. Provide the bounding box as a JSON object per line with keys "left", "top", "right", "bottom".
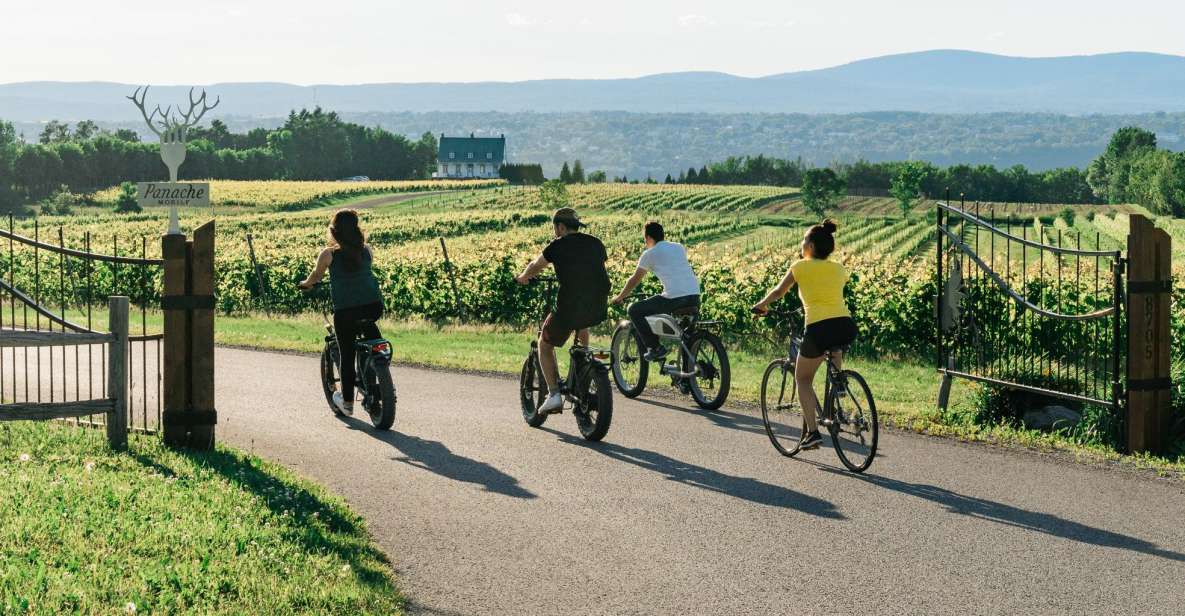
{"left": 0, "top": 422, "right": 404, "bottom": 615}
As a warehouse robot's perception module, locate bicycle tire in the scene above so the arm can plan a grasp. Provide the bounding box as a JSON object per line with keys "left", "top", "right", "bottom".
{"left": 575, "top": 365, "right": 614, "bottom": 442}
{"left": 829, "top": 370, "right": 878, "bottom": 473}
{"left": 363, "top": 361, "right": 397, "bottom": 431}
{"left": 687, "top": 331, "right": 730, "bottom": 410}
{"left": 320, "top": 342, "right": 344, "bottom": 416}
{"left": 519, "top": 352, "right": 549, "bottom": 428}
{"left": 610, "top": 323, "right": 648, "bottom": 397}
{"left": 760, "top": 359, "right": 805, "bottom": 457}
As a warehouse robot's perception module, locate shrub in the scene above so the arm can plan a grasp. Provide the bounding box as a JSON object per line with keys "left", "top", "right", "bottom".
{"left": 1059, "top": 207, "right": 1075, "bottom": 226}
{"left": 39, "top": 184, "right": 82, "bottom": 216}
{"left": 113, "top": 182, "right": 141, "bottom": 213}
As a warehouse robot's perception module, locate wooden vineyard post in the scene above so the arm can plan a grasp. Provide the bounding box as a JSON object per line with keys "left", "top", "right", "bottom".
{"left": 1126, "top": 214, "right": 1172, "bottom": 454}
{"left": 106, "top": 296, "right": 129, "bottom": 450}
{"left": 161, "top": 221, "right": 217, "bottom": 450}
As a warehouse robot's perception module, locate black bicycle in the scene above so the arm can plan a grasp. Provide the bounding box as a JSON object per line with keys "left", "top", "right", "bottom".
{"left": 610, "top": 302, "right": 730, "bottom": 410}
{"left": 518, "top": 277, "right": 614, "bottom": 441}
{"left": 307, "top": 285, "right": 397, "bottom": 430}
{"left": 758, "top": 308, "right": 877, "bottom": 473}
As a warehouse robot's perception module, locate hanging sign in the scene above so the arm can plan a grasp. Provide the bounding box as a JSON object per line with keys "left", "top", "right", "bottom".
{"left": 137, "top": 182, "right": 210, "bottom": 208}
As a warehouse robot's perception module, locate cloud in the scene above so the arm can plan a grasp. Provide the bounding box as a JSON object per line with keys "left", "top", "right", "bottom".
{"left": 505, "top": 13, "right": 536, "bottom": 28}
{"left": 677, "top": 14, "right": 715, "bottom": 28}
{"left": 740, "top": 19, "right": 797, "bottom": 30}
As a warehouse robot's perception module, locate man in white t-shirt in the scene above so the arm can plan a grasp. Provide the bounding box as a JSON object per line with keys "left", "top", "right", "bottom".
{"left": 611, "top": 221, "right": 701, "bottom": 361}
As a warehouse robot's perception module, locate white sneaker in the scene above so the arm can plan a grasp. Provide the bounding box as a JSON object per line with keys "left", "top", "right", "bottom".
{"left": 332, "top": 391, "right": 354, "bottom": 416}
{"left": 537, "top": 392, "right": 564, "bottom": 414}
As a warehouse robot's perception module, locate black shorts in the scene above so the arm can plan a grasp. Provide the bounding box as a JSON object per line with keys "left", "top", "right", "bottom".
{"left": 800, "top": 317, "right": 858, "bottom": 359}
{"left": 541, "top": 312, "right": 590, "bottom": 347}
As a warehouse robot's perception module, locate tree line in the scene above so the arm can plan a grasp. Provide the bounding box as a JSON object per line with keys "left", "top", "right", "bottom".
{"left": 1086, "top": 127, "right": 1185, "bottom": 216}
{"left": 0, "top": 108, "right": 438, "bottom": 213}
{"left": 671, "top": 156, "right": 1100, "bottom": 205}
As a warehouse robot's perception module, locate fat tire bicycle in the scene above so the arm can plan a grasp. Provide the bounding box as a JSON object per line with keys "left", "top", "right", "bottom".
{"left": 759, "top": 309, "right": 878, "bottom": 473}
{"left": 518, "top": 277, "right": 614, "bottom": 441}
{"left": 609, "top": 303, "right": 730, "bottom": 410}
{"left": 307, "top": 285, "right": 397, "bottom": 431}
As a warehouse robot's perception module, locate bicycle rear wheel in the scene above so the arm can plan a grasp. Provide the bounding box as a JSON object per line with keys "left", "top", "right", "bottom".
{"left": 829, "top": 370, "right": 878, "bottom": 473}
{"left": 362, "top": 361, "right": 396, "bottom": 431}
{"left": 687, "top": 331, "right": 730, "bottom": 410}
{"left": 574, "top": 365, "right": 613, "bottom": 442}
{"left": 760, "top": 359, "right": 805, "bottom": 457}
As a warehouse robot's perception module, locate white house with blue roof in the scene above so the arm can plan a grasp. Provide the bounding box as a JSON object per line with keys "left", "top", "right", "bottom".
{"left": 435, "top": 133, "right": 506, "bottom": 179}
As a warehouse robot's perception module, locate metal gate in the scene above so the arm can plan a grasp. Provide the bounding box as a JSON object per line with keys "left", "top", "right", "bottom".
{"left": 936, "top": 201, "right": 1125, "bottom": 414}
{"left": 1, "top": 216, "right": 164, "bottom": 433}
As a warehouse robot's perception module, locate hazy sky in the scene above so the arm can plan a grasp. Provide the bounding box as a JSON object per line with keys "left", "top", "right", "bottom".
{"left": 4, "top": 0, "right": 1183, "bottom": 84}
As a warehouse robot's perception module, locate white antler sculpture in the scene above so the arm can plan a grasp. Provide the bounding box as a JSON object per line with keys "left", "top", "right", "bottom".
{"left": 126, "top": 86, "right": 220, "bottom": 182}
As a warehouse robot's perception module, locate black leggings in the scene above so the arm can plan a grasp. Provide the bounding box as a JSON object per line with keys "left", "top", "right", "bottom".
{"left": 333, "top": 301, "right": 384, "bottom": 401}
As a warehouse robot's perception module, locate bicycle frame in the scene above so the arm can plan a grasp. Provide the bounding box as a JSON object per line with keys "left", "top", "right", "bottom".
{"left": 529, "top": 277, "right": 611, "bottom": 397}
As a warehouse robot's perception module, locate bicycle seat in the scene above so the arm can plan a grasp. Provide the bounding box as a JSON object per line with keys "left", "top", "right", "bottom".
{"left": 671, "top": 306, "right": 701, "bottom": 317}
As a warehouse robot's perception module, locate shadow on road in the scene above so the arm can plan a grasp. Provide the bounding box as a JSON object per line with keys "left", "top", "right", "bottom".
{"left": 822, "top": 467, "right": 1185, "bottom": 562}
{"left": 339, "top": 416, "right": 536, "bottom": 499}
{"left": 633, "top": 397, "right": 770, "bottom": 437}
{"left": 633, "top": 397, "right": 888, "bottom": 461}
{"left": 543, "top": 427, "right": 843, "bottom": 519}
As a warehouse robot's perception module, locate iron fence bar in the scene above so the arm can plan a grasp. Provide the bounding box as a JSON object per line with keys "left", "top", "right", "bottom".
{"left": 0, "top": 276, "right": 161, "bottom": 342}
{"left": 35, "top": 221, "right": 41, "bottom": 404}
{"left": 0, "top": 228, "right": 163, "bottom": 266}
{"left": 939, "top": 203, "right": 1117, "bottom": 257}
{"left": 1112, "top": 257, "right": 1125, "bottom": 440}
{"left": 936, "top": 198, "right": 944, "bottom": 367}
{"left": 940, "top": 369, "right": 1119, "bottom": 409}
{"left": 938, "top": 226, "right": 1117, "bottom": 321}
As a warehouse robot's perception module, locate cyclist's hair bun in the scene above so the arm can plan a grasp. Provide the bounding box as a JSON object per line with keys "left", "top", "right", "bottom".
{"left": 806, "top": 218, "right": 838, "bottom": 259}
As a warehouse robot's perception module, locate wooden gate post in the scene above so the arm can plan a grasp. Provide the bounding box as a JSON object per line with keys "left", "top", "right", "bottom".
{"left": 106, "top": 296, "right": 129, "bottom": 450}
{"left": 162, "top": 231, "right": 189, "bottom": 447}
{"left": 190, "top": 221, "right": 216, "bottom": 450}
{"left": 1126, "top": 214, "right": 1172, "bottom": 454}
{"left": 161, "top": 221, "right": 217, "bottom": 450}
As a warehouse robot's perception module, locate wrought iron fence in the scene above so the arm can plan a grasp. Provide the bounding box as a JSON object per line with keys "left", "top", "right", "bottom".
{"left": 1, "top": 215, "right": 164, "bottom": 433}
{"left": 937, "top": 201, "right": 1125, "bottom": 412}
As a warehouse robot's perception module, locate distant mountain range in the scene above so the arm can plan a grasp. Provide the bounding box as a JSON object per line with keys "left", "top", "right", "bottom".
{"left": 4, "top": 50, "right": 1185, "bottom": 120}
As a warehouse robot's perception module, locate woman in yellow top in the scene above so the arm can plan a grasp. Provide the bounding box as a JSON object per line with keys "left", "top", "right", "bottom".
{"left": 751, "top": 219, "right": 857, "bottom": 450}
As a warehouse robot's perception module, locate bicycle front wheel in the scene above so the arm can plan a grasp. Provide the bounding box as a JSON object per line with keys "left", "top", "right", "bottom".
{"left": 830, "top": 370, "right": 878, "bottom": 473}
{"left": 760, "top": 359, "right": 804, "bottom": 457}
{"left": 320, "top": 342, "right": 344, "bottom": 416}
{"left": 610, "top": 323, "right": 648, "bottom": 397}
{"left": 687, "top": 331, "right": 730, "bottom": 410}
{"left": 519, "top": 352, "right": 549, "bottom": 428}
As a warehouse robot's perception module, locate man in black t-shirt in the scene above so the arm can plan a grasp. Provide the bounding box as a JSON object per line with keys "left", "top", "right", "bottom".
{"left": 515, "top": 207, "right": 610, "bottom": 414}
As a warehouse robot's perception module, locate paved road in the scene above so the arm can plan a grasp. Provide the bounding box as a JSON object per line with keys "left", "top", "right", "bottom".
{"left": 215, "top": 347, "right": 1185, "bottom": 615}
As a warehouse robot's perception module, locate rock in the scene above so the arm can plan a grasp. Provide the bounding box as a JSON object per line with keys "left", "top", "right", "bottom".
{"left": 1045, "top": 405, "right": 1082, "bottom": 429}
{"left": 1023, "top": 405, "right": 1081, "bottom": 431}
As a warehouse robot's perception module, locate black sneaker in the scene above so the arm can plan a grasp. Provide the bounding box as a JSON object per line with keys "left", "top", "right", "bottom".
{"left": 799, "top": 430, "right": 823, "bottom": 450}
{"left": 643, "top": 345, "right": 669, "bottom": 362}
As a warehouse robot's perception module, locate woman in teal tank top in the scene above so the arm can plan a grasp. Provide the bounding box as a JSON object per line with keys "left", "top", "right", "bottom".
{"left": 298, "top": 209, "right": 384, "bottom": 415}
